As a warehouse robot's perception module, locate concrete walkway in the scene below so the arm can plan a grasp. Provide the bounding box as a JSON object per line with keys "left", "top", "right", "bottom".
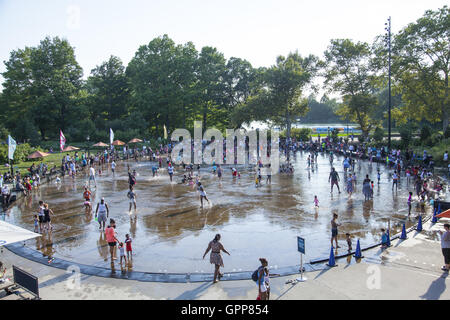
{"left": 1, "top": 218, "right": 449, "bottom": 300}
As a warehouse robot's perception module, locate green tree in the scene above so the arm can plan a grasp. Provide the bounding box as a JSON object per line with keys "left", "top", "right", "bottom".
{"left": 87, "top": 56, "right": 130, "bottom": 126}
{"left": 324, "top": 39, "right": 379, "bottom": 139}
{"left": 195, "top": 46, "right": 227, "bottom": 130}
{"left": 1, "top": 37, "right": 83, "bottom": 141}
{"left": 222, "top": 57, "right": 257, "bottom": 127}
{"left": 234, "top": 52, "right": 319, "bottom": 139}
{"left": 391, "top": 6, "right": 450, "bottom": 131}
{"left": 301, "top": 95, "right": 341, "bottom": 123}
{"left": 127, "top": 35, "right": 199, "bottom": 136}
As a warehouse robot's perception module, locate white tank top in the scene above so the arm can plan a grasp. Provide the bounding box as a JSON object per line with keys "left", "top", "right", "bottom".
{"left": 98, "top": 203, "right": 107, "bottom": 213}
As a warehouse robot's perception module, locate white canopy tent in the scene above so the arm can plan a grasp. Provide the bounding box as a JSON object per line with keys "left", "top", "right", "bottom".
{"left": 0, "top": 220, "right": 41, "bottom": 246}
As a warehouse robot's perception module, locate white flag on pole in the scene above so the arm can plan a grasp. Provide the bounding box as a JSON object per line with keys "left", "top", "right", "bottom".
{"left": 8, "top": 135, "right": 16, "bottom": 160}
{"left": 110, "top": 128, "right": 114, "bottom": 145}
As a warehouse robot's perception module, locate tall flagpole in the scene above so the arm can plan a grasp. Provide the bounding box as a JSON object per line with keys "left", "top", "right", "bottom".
{"left": 385, "top": 17, "right": 392, "bottom": 151}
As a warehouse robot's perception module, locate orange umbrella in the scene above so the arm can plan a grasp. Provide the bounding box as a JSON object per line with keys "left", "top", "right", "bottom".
{"left": 28, "top": 151, "right": 50, "bottom": 159}
{"left": 128, "top": 138, "right": 143, "bottom": 144}
{"left": 92, "top": 142, "right": 109, "bottom": 147}
{"left": 112, "top": 140, "right": 126, "bottom": 146}
{"left": 436, "top": 209, "right": 450, "bottom": 219}
{"left": 62, "top": 146, "right": 80, "bottom": 152}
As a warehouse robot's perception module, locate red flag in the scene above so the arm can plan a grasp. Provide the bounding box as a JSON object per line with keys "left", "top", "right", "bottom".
{"left": 60, "top": 130, "right": 66, "bottom": 152}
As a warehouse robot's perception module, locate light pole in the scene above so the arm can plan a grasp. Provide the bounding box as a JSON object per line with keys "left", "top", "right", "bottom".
{"left": 385, "top": 17, "right": 392, "bottom": 151}
{"left": 86, "top": 135, "right": 90, "bottom": 157}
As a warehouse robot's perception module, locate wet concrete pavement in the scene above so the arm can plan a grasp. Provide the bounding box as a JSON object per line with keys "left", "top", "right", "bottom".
{"left": 1, "top": 151, "right": 430, "bottom": 274}
{"left": 1, "top": 218, "right": 448, "bottom": 300}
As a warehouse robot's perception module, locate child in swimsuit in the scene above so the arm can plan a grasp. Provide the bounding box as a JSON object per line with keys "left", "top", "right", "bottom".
{"left": 119, "top": 242, "right": 127, "bottom": 265}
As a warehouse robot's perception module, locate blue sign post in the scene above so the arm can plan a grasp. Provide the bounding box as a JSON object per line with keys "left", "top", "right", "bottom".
{"left": 297, "top": 236, "right": 305, "bottom": 254}
{"left": 297, "top": 237, "right": 307, "bottom": 282}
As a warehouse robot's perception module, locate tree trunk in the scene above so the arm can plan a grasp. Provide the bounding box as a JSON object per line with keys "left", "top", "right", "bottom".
{"left": 443, "top": 72, "right": 449, "bottom": 131}
{"left": 285, "top": 108, "right": 291, "bottom": 140}
{"left": 203, "top": 107, "right": 207, "bottom": 133}
{"left": 443, "top": 108, "right": 448, "bottom": 132}
{"left": 39, "top": 128, "right": 46, "bottom": 141}
{"left": 182, "top": 103, "right": 186, "bottom": 129}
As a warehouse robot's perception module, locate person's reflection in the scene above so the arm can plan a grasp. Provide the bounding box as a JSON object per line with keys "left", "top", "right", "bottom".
{"left": 25, "top": 196, "right": 33, "bottom": 210}
{"left": 35, "top": 188, "right": 42, "bottom": 200}
{"left": 130, "top": 216, "right": 137, "bottom": 239}
{"left": 35, "top": 235, "right": 42, "bottom": 251}
{"left": 346, "top": 199, "right": 354, "bottom": 218}
{"left": 363, "top": 201, "right": 372, "bottom": 222}
{"left": 97, "top": 232, "right": 109, "bottom": 262}
{"left": 85, "top": 206, "right": 92, "bottom": 223}
{"left": 44, "top": 233, "right": 54, "bottom": 261}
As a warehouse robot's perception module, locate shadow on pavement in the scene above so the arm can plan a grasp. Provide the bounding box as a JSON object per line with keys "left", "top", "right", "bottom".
{"left": 419, "top": 272, "right": 448, "bottom": 300}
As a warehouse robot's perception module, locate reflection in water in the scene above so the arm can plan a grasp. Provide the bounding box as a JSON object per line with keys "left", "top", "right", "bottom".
{"left": 97, "top": 232, "right": 109, "bottom": 262}
{"left": 4, "top": 153, "right": 432, "bottom": 272}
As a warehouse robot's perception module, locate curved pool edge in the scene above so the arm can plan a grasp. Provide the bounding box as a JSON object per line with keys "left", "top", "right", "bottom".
{"left": 4, "top": 212, "right": 431, "bottom": 283}
{"left": 4, "top": 242, "right": 323, "bottom": 282}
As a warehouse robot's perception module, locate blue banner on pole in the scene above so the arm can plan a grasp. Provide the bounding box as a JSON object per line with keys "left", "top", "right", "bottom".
{"left": 297, "top": 236, "right": 305, "bottom": 254}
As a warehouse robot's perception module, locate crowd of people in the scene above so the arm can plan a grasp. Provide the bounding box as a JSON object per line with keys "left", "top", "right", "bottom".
{"left": 2, "top": 134, "right": 450, "bottom": 299}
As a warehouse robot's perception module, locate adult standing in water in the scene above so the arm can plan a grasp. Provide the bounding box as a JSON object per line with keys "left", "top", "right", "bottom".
{"left": 203, "top": 234, "right": 230, "bottom": 283}
{"left": 89, "top": 165, "right": 97, "bottom": 188}
{"left": 346, "top": 173, "right": 353, "bottom": 198}
{"left": 331, "top": 213, "right": 341, "bottom": 249}
{"left": 111, "top": 160, "right": 116, "bottom": 176}
{"left": 328, "top": 167, "right": 341, "bottom": 194}
{"left": 266, "top": 164, "right": 272, "bottom": 185}
{"left": 392, "top": 170, "right": 399, "bottom": 191}
{"left": 43, "top": 203, "right": 55, "bottom": 232}
{"left": 362, "top": 175, "right": 371, "bottom": 201}
{"left": 217, "top": 164, "right": 222, "bottom": 181}
{"left": 95, "top": 197, "right": 109, "bottom": 231}
{"left": 105, "top": 218, "right": 118, "bottom": 261}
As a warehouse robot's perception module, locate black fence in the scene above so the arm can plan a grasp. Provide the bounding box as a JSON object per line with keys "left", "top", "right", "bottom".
{"left": 434, "top": 200, "right": 450, "bottom": 212}
{"left": 12, "top": 265, "right": 39, "bottom": 299}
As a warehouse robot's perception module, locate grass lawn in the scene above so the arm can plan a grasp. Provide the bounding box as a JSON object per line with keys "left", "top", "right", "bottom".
{"left": 1, "top": 150, "right": 85, "bottom": 176}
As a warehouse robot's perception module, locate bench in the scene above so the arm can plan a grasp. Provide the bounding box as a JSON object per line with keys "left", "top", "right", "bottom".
{"left": 0, "top": 280, "right": 16, "bottom": 295}
{"left": 0, "top": 292, "right": 22, "bottom": 300}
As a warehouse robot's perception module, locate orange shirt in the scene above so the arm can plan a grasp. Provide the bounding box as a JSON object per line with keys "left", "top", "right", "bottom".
{"left": 105, "top": 227, "right": 116, "bottom": 243}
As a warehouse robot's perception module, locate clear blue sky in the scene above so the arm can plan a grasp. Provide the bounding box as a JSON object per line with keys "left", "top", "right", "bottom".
{"left": 0, "top": 0, "right": 448, "bottom": 86}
